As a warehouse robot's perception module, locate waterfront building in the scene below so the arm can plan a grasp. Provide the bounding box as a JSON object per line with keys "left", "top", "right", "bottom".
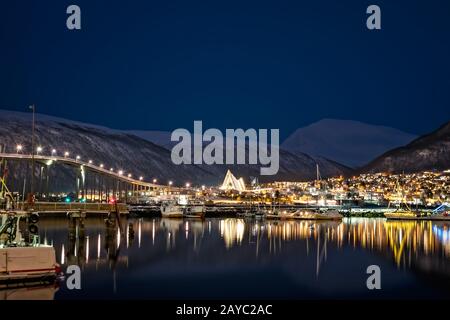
{"left": 220, "top": 170, "right": 246, "bottom": 192}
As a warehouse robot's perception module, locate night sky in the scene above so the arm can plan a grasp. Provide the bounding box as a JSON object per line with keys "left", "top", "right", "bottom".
{"left": 1, "top": 0, "right": 449, "bottom": 140}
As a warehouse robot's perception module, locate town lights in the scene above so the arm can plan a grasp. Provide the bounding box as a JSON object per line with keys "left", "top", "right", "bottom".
{"left": 118, "top": 170, "right": 123, "bottom": 175}
{"left": 64, "top": 151, "right": 69, "bottom": 157}
{"left": 100, "top": 164, "right": 104, "bottom": 168}
{"left": 153, "top": 179, "right": 157, "bottom": 183}
{"left": 76, "top": 155, "right": 81, "bottom": 161}
{"left": 128, "top": 174, "right": 132, "bottom": 178}
{"left": 186, "top": 183, "right": 190, "bottom": 188}
{"left": 51, "top": 149, "right": 56, "bottom": 156}
{"left": 88, "top": 160, "right": 93, "bottom": 164}
{"left": 139, "top": 176, "right": 143, "bottom": 181}
{"left": 36, "top": 146, "right": 43, "bottom": 154}
{"left": 16, "top": 145, "right": 23, "bottom": 153}
{"left": 110, "top": 168, "right": 114, "bottom": 172}
{"left": 168, "top": 181, "right": 173, "bottom": 186}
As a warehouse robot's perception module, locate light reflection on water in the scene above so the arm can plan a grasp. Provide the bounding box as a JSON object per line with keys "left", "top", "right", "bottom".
{"left": 27, "top": 217, "right": 450, "bottom": 299}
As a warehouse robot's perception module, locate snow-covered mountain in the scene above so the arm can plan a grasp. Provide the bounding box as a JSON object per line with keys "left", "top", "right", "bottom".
{"left": 126, "top": 130, "right": 174, "bottom": 150}
{"left": 0, "top": 110, "right": 349, "bottom": 192}
{"left": 360, "top": 121, "right": 450, "bottom": 174}
{"left": 281, "top": 119, "right": 417, "bottom": 168}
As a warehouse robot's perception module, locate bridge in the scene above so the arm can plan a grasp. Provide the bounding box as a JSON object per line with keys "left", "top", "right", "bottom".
{"left": 0, "top": 153, "right": 162, "bottom": 188}
{"left": 0, "top": 152, "right": 184, "bottom": 205}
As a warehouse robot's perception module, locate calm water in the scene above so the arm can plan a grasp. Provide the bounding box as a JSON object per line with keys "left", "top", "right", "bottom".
{"left": 12, "top": 217, "right": 450, "bottom": 299}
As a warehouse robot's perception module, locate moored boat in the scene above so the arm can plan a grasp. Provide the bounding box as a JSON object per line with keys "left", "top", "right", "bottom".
{"left": 182, "top": 205, "right": 206, "bottom": 219}
{"left": 160, "top": 200, "right": 206, "bottom": 219}
{"left": 0, "top": 212, "right": 59, "bottom": 283}
{"left": 160, "top": 201, "right": 184, "bottom": 218}
{"left": 0, "top": 246, "right": 59, "bottom": 282}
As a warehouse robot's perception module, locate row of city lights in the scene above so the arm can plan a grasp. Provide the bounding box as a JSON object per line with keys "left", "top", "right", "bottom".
{"left": 13, "top": 144, "right": 187, "bottom": 187}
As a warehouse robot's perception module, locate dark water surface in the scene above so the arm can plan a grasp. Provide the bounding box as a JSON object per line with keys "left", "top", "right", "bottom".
{"left": 27, "top": 217, "right": 450, "bottom": 299}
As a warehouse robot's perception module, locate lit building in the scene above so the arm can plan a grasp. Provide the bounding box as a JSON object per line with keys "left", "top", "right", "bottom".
{"left": 220, "top": 170, "right": 246, "bottom": 192}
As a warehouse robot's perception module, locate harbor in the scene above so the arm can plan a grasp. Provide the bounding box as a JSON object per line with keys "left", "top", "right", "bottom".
{"left": 1, "top": 215, "right": 449, "bottom": 299}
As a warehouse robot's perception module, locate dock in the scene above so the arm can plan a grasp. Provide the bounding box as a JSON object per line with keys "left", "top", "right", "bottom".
{"left": 1, "top": 202, "right": 129, "bottom": 216}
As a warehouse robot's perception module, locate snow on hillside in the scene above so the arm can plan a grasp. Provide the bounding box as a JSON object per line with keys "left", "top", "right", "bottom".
{"left": 281, "top": 119, "right": 417, "bottom": 168}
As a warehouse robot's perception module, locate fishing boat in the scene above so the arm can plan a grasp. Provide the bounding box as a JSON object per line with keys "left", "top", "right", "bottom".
{"left": 182, "top": 204, "right": 206, "bottom": 219}
{"left": 160, "top": 201, "right": 184, "bottom": 218}
{"left": 0, "top": 212, "right": 59, "bottom": 283}
{"left": 0, "top": 176, "right": 59, "bottom": 284}
{"left": 160, "top": 200, "right": 206, "bottom": 219}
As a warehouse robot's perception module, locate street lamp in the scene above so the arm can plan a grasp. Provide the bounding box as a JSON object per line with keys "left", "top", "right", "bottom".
{"left": 76, "top": 155, "right": 81, "bottom": 161}
{"left": 64, "top": 151, "right": 69, "bottom": 158}
{"left": 36, "top": 146, "right": 43, "bottom": 154}
{"left": 128, "top": 174, "right": 132, "bottom": 178}
{"left": 186, "top": 182, "right": 190, "bottom": 188}
{"left": 110, "top": 168, "right": 114, "bottom": 172}
{"left": 100, "top": 164, "right": 104, "bottom": 168}
{"left": 88, "top": 160, "right": 93, "bottom": 164}
{"left": 118, "top": 170, "right": 123, "bottom": 175}
{"left": 16, "top": 145, "right": 23, "bottom": 153}
{"left": 51, "top": 149, "right": 56, "bottom": 156}
{"left": 153, "top": 178, "right": 157, "bottom": 184}
{"left": 139, "top": 176, "right": 143, "bottom": 181}
{"left": 168, "top": 181, "right": 173, "bottom": 186}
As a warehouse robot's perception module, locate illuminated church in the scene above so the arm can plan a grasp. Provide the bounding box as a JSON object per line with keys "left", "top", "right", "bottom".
{"left": 220, "top": 170, "right": 246, "bottom": 192}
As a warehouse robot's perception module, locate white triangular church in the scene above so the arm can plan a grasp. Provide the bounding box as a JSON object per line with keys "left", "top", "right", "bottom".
{"left": 220, "top": 170, "right": 246, "bottom": 192}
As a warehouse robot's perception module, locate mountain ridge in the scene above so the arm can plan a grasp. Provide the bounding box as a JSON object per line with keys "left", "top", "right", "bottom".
{"left": 360, "top": 121, "right": 450, "bottom": 174}
{"left": 0, "top": 110, "right": 350, "bottom": 191}
{"left": 281, "top": 118, "right": 417, "bottom": 167}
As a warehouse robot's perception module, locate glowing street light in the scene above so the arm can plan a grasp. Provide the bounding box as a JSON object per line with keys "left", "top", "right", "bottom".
{"left": 16, "top": 145, "right": 23, "bottom": 153}
{"left": 185, "top": 182, "right": 190, "bottom": 188}
{"left": 110, "top": 168, "right": 114, "bottom": 172}
{"left": 51, "top": 149, "right": 56, "bottom": 156}
{"left": 64, "top": 151, "right": 69, "bottom": 158}
{"left": 118, "top": 170, "right": 123, "bottom": 175}
{"left": 88, "top": 160, "right": 93, "bottom": 164}
{"left": 100, "top": 164, "right": 104, "bottom": 168}
{"left": 128, "top": 174, "right": 132, "bottom": 178}
{"left": 168, "top": 181, "right": 173, "bottom": 186}
{"left": 36, "top": 146, "right": 43, "bottom": 154}
{"left": 76, "top": 155, "right": 81, "bottom": 161}
{"left": 153, "top": 179, "right": 157, "bottom": 184}
{"left": 139, "top": 176, "right": 143, "bottom": 181}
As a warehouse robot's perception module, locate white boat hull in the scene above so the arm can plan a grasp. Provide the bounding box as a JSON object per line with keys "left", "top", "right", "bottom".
{"left": 0, "top": 246, "right": 58, "bottom": 282}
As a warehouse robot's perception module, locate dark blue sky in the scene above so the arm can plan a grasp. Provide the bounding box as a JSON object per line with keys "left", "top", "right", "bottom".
{"left": 1, "top": 0, "right": 449, "bottom": 140}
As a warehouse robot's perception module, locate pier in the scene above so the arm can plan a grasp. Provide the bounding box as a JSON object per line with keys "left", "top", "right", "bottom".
{"left": 0, "top": 202, "right": 129, "bottom": 216}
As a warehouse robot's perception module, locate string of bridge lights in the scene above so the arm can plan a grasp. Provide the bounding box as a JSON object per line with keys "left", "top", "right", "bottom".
{"left": 13, "top": 144, "right": 179, "bottom": 187}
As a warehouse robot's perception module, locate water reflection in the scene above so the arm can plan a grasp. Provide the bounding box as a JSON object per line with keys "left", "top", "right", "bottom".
{"left": 0, "top": 284, "right": 58, "bottom": 300}
{"left": 48, "top": 217, "right": 450, "bottom": 270}
{"left": 32, "top": 217, "right": 450, "bottom": 299}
